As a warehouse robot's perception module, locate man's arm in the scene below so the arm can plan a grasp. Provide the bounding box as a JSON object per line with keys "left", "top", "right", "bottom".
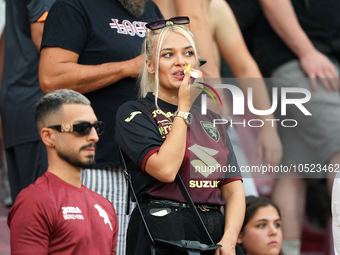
{"left": 211, "top": 0, "right": 282, "bottom": 166}
{"left": 39, "top": 47, "right": 144, "bottom": 94}
{"left": 174, "top": 0, "right": 220, "bottom": 79}
{"left": 8, "top": 192, "right": 51, "bottom": 254}
{"left": 0, "top": 28, "right": 4, "bottom": 89}
{"left": 259, "top": 0, "right": 339, "bottom": 91}
{"left": 31, "top": 22, "right": 45, "bottom": 51}
{"left": 152, "top": 0, "right": 176, "bottom": 19}
{"left": 210, "top": 0, "right": 261, "bottom": 78}
{"left": 39, "top": 0, "right": 145, "bottom": 95}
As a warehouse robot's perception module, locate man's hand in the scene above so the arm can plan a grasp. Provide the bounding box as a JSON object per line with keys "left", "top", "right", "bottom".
{"left": 257, "top": 126, "right": 282, "bottom": 167}
{"left": 299, "top": 50, "right": 339, "bottom": 91}
{"left": 127, "top": 54, "right": 145, "bottom": 78}
{"left": 258, "top": 0, "right": 339, "bottom": 91}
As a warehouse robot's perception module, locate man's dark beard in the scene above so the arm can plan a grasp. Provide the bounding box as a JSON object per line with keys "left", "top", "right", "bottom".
{"left": 121, "top": 0, "right": 147, "bottom": 17}
{"left": 58, "top": 150, "right": 95, "bottom": 168}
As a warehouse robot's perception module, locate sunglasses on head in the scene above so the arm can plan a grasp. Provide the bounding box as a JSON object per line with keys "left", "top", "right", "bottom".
{"left": 48, "top": 121, "right": 105, "bottom": 136}
{"left": 146, "top": 16, "right": 190, "bottom": 31}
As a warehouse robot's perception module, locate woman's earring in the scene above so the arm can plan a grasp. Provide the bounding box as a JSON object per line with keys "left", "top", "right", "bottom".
{"left": 50, "top": 141, "right": 54, "bottom": 147}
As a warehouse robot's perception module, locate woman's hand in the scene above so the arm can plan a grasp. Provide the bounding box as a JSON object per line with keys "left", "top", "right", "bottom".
{"left": 177, "top": 64, "right": 192, "bottom": 111}
{"left": 215, "top": 238, "right": 236, "bottom": 255}
{"left": 190, "top": 68, "right": 204, "bottom": 107}
{"left": 178, "top": 64, "right": 203, "bottom": 110}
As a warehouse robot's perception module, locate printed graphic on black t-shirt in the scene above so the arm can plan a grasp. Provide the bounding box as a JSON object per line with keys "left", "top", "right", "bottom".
{"left": 41, "top": 0, "right": 163, "bottom": 167}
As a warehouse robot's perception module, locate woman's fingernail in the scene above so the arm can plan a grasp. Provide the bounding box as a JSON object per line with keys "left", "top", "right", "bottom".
{"left": 186, "top": 64, "right": 191, "bottom": 73}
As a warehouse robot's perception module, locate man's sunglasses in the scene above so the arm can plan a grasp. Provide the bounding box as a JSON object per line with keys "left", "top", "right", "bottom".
{"left": 146, "top": 16, "right": 190, "bottom": 31}
{"left": 48, "top": 121, "right": 105, "bottom": 136}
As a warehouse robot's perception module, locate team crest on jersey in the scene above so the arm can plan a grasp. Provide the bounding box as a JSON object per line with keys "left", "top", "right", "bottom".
{"left": 200, "top": 121, "right": 220, "bottom": 142}
{"left": 94, "top": 204, "right": 113, "bottom": 231}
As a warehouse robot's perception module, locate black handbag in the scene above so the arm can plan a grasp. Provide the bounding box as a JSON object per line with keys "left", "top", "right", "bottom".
{"left": 120, "top": 148, "right": 244, "bottom": 255}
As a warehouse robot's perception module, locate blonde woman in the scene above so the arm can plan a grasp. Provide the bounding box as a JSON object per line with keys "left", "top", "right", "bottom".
{"left": 116, "top": 17, "right": 245, "bottom": 255}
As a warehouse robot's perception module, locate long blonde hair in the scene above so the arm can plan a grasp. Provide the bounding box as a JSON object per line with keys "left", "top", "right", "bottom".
{"left": 139, "top": 24, "right": 199, "bottom": 105}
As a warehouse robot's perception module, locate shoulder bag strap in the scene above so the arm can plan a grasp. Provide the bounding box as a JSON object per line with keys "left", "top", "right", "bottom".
{"left": 175, "top": 174, "right": 215, "bottom": 245}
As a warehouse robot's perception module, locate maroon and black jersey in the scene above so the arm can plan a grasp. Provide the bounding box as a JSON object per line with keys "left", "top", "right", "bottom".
{"left": 115, "top": 93, "right": 242, "bottom": 206}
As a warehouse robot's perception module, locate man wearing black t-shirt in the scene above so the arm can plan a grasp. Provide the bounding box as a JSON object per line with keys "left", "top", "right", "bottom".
{"left": 252, "top": 1, "right": 340, "bottom": 254}
{"left": 0, "top": 0, "right": 55, "bottom": 204}
{"left": 39, "top": 1, "right": 163, "bottom": 254}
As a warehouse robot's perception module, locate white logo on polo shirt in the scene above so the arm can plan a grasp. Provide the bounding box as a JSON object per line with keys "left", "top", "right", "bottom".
{"left": 94, "top": 204, "right": 113, "bottom": 231}
{"left": 62, "top": 206, "right": 84, "bottom": 220}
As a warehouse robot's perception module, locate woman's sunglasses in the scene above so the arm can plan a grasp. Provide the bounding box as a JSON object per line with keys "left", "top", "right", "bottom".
{"left": 146, "top": 16, "right": 190, "bottom": 31}
{"left": 48, "top": 121, "right": 105, "bottom": 136}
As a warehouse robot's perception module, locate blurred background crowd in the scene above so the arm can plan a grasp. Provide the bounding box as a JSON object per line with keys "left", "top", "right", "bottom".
{"left": 1, "top": 0, "right": 339, "bottom": 254}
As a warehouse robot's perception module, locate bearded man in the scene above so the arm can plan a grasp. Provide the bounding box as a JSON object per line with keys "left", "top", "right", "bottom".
{"left": 39, "top": 1, "right": 163, "bottom": 254}
{"left": 8, "top": 89, "right": 118, "bottom": 255}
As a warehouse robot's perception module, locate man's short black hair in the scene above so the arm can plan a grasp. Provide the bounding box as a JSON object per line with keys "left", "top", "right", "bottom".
{"left": 35, "top": 89, "right": 91, "bottom": 131}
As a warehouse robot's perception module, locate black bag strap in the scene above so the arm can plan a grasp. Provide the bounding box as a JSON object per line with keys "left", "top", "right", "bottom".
{"left": 175, "top": 174, "right": 214, "bottom": 245}
{"left": 119, "top": 149, "right": 130, "bottom": 216}
{"left": 119, "top": 148, "right": 224, "bottom": 255}
{"left": 119, "top": 148, "right": 156, "bottom": 247}
{"left": 125, "top": 172, "right": 131, "bottom": 215}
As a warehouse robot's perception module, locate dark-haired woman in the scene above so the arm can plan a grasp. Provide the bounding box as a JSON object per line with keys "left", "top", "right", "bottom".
{"left": 238, "top": 196, "right": 283, "bottom": 255}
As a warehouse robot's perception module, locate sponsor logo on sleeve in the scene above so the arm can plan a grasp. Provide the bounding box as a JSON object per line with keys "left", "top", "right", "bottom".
{"left": 125, "top": 111, "right": 142, "bottom": 122}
